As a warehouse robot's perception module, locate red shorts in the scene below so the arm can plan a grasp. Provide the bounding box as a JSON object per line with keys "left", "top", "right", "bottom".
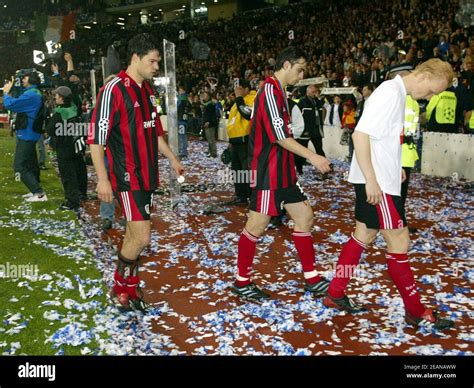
{"left": 249, "top": 183, "right": 307, "bottom": 216}
{"left": 115, "top": 191, "right": 154, "bottom": 222}
{"left": 354, "top": 184, "right": 407, "bottom": 230}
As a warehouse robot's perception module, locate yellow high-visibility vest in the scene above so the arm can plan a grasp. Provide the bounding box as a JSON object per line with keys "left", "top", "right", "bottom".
{"left": 426, "top": 91, "right": 457, "bottom": 124}
{"left": 401, "top": 95, "right": 419, "bottom": 168}
{"left": 226, "top": 90, "right": 256, "bottom": 139}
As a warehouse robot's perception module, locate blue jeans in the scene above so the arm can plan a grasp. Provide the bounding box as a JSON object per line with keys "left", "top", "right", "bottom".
{"left": 100, "top": 201, "right": 115, "bottom": 221}
{"left": 14, "top": 138, "right": 43, "bottom": 194}
{"left": 37, "top": 134, "right": 46, "bottom": 166}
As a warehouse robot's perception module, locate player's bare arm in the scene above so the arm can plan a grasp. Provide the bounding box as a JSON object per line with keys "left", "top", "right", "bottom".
{"left": 158, "top": 136, "right": 185, "bottom": 176}
{"left": 277, "top": 137, "right": 331, "bottom": 173}
{"left": 89, "top": 144, "right": 113, "bottom": 203}
{"left": 352, "top": 131, "right": 382, "bottom": 205}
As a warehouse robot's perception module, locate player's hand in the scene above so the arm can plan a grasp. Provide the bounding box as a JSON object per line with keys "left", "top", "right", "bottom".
{"left": 365, "top": 177, "right": 382, "bottom": 205}
{"left": 401, "top": 168, "right": 406, "bottom": 183}
{"left": 309, "top": 154, "right": 331, "bottom": 173}
{"left": 3, "top": 80, "right": 13, "bottom": 94}
{"left": 171, "top": 158, "right": 184, "bottom": 176}
{"left": 96, "top": 178, "right": 113, "bottom": 203}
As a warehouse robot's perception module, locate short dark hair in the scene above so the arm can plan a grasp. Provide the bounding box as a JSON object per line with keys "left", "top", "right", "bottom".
{"left": 26, "top": 72, "right": 41, "bottom": 86}
{"left": 238, "top": 79, "right": 250, "bottom": 89}
{"left": 363, "top": 84, "right": 375, "bottom": 92}
{"left": 275, "top": 47, "right": 308, "bottom": 71}
{"left": 127, "top": 33, "right": 160, "bottom": 65}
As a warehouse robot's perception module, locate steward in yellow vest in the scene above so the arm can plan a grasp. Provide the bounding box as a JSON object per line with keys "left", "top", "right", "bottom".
{"left": 400, "top": 95, "right": 420, "bottom": 214}
{"left": 226, "top": 89, "right": 256, "bottom": 143}
{"left": 401, "top": 95, "right": 420, "bottom": 169}
{"left": 225, "top": 79, "right": 256, "bottom": 205}
{"left": 426, "top": 89, "right": 459, "bottom": 133}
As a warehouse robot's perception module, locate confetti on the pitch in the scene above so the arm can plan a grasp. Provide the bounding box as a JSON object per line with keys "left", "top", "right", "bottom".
{"left": 1, "top": 140, "right": 472, "bottom": 355}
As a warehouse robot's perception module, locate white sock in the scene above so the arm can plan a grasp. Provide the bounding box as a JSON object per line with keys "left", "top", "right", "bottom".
{"left": 304, "top": 270, "right": 318, "bottom": 280}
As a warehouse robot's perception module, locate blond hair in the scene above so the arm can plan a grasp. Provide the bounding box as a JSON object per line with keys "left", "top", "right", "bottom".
{"left": 414, "top": 59, "right": 455, "bottom": 86}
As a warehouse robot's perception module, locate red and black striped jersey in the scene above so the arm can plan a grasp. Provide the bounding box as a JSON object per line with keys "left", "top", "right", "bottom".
{"left": 87, "top": 70, "right": 164, "bottom": 192}
{"left": 248, "top": 77, "right": 297, "bottom": 190}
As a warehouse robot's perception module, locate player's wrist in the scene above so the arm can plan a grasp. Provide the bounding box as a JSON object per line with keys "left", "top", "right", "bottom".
{"left": 365, "top": 175, "right": 377, "bottom": 184}
{"left": 309, "top": 153, "right": 321, "bottom": 163}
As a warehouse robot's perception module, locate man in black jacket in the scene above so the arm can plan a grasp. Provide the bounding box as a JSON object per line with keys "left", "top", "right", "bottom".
{"left": 177, "top": 85, "right": 192, "bottom": 158}
{"left": 51, "top": 52, "right": 83, "bottom": 112}
{"left": 298, "top": 85, "right": 325, "bottom": 160}
{"left": 201, "top": 91, "right": 217, "bottom": 157}
{"left": 46, "top": 86, "right": 87, "bottom": 211}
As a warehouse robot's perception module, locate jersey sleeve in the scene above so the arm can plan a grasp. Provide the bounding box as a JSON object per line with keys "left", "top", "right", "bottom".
{"left": 87, "top": 82, "right": 119, "bottom": 145}
{"left": 155, "top": 113, "right": 165, "bottom": 136}
{"left": 262, "top": 83, "right": 291, "bottom": 143}
{"left": 355, "top": 85, "right": 397, "bottom": 140}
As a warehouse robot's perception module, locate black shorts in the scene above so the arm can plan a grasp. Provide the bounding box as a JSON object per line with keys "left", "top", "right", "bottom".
{"left": 114, "top": 191, "right": 154, "bottom": 222}
{"left": 354, "top": 184, "right": 407, "bottom": 230}
{"left": 249, "top": 183, "right": 308, "bottom": 216}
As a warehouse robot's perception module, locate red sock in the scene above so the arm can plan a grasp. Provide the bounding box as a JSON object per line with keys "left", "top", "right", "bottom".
{"left": 113, "top": 271, "right": 127, "bottom": 296}
{"left": 292, "top": 231, "right": 321, "bottom": 284}
{"left": 328, "top": 234, "right": 368, "bottom": 298}
{"left": 236, "top": 229, "right": 258, "bottom": 287}
{"left": 114, "top": 253, "right": 139, "bottom": 298}
{"left": 387, "top": 252, "right": 425, "bottom": 317}
{"left": 126, "top": 276, "right": 139, "bottom": 300}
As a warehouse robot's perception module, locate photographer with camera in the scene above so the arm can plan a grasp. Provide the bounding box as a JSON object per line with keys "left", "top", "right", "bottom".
{"left": 3, "top": 70, "right": 48, "bottom": 202}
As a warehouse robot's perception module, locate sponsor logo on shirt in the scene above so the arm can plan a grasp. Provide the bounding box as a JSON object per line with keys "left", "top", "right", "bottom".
{"left": 143, "top": 119, "right": 156, "bottom": 128}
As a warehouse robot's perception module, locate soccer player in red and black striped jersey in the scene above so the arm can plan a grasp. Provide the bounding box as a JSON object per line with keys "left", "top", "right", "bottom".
{"left": 231, "top": 47, "right": 332, "bottom": 301}
{"left": 88, "top": 34, "right": 184, "bottom": 312}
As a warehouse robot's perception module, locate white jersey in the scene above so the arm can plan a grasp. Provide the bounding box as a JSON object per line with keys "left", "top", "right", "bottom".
{"left": 348, "top": 75, "right": 406, "bottom": 196}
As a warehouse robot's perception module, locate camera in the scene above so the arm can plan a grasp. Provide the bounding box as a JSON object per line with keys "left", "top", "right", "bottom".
{"left": 5, "top": 69, "right": 49, "bottom": 98}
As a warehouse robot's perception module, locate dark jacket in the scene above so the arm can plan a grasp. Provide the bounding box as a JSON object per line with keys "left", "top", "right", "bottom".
{"left": 52, "top": 71, "right": 83, "bottom": 111}
{"left": 328, "top": 102, "right": 343, "bottom": 126}
{"left": 202, "top": 100, "right": 217, "bottom": 127}
{"left": 46, "top": 103, "right": 78, "bottom": 150}
{"left": 177, "top": 93, "right": 192, "bottom": 122}
{"left": 298, "top": 96, "right": 324, "bottom": 138}
{"left": 355, "top": 98, "right": 366, "bottom": 124}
